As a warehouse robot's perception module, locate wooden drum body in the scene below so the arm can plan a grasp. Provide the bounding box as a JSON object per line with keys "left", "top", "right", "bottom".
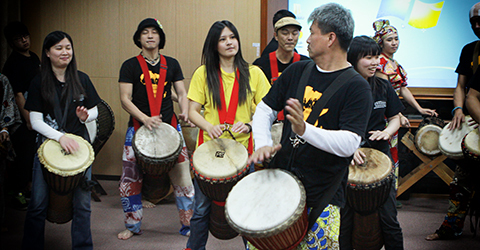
{"left": 439, "top": 116, "right": 475, "bottom": 159}
{"left": 346, "top": 148, "right": 393, "bottom": 214}
{"left": 192, "top": 138, "right": 249, "bottom": 239}
{"left": 414, "top": 117, "right": 445, "bottom": 156}
{"left": 132, "top": 123, "right": 182, "bottom": 176}
{"left": 85, "top": 99, "right": 115, "bottom": 154}
{"left": 462, "top": 129, "right": 480, "bottom": 163}
{"left": 38, "top": 133, "right": 94, "bottom": 223}
{"left": 225, "top": 169, "right": 308, "bottom": 250}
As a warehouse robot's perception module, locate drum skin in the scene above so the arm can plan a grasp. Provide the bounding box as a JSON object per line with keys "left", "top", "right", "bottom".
{"left": 133, "top": 123, "right": 182, "bottom": 176}
{"left": 225, "top": 169, "right": 308, "bottom": 250}
{"left": 414, "top": 117, "right": 445, "bottom": 156}
{"left": 347, "top": 148, "right": 393, "bottom": 214}
{"left": 462, "top": 129, "right": 480, "bottom": 163}
{"left": 192, "top": 138, "right": 248, "bottom": 202}
{"left": 439, "top": 116, "right": 475, "bottom": 159}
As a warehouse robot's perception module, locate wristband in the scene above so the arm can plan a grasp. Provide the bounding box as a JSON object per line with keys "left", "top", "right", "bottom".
{"left": 451, "top": 106, "right": 463, "bottom": 116}
{"left": 0, "top": 129, "right": 8, "bottom": 135}
{"left": 244, "top": 123, "right": 252, "bottom": 133}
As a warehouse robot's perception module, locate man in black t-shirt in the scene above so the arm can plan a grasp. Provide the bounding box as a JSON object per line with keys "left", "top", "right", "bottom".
{"left": 426, "top": 2, "right": 480, "bottom": 241}
{"left": 466, "top": 69, "right": 480, "bottom": 124}
{"left": 248, "top": 3, "right": 372, "bottom": 249}
{"left": 117, "top": 18, "right": 194, "bottom": 240}
{"left": 2, "top": 21, "right": 40, "bottom": 210}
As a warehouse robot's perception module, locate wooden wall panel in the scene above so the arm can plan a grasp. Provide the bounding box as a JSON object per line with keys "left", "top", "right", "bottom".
{"left": 20, "top": 0, "right": 261, "bottom": 176}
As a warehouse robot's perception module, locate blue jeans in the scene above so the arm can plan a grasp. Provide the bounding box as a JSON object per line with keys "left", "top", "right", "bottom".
{"left": 22, "top": 154, "right": 93, "bottom": 250}
{"left": 186, "top": 179, "right": 211, "bottom": 250}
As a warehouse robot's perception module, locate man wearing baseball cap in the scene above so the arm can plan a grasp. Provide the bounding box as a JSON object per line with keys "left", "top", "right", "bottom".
{"left": 253, "top": 10, "right": 310, "bottom": 121}
{"left": 117, "top": 18, "right": 194, "bottom": 240}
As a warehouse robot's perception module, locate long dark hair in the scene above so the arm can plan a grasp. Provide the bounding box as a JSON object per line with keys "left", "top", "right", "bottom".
{"left": 347, "top": 35, "right": 384, "bottom": 94}
{"left": 201, "top": 20, "right": 251, "bottom": 109}
{"left": 41, "top": 31, "right": 85, "bottom": 111}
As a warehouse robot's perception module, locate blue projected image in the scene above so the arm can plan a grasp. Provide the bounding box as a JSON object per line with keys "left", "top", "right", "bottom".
{"left": 289, "top": 0, "right": 478, "bottom": 88}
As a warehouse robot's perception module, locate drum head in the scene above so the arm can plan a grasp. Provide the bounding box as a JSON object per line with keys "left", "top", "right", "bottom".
{"left": 348, "top": 148, "right": 392, "bottom": 185}
{"left": 133, "top": 123, "right": 181, "bottom": 159}
{"left": 225, "top": 169, "right": 306, "bottom": 237}
{"left": 415, "top": 124, "right": 442, "bottom": 156}
{"left": 464, "top": 129, "right": 480, "bottom": 156}
{"left": 439, "top": 116, "right": 475, "bottom": 159}
{"left": 38, "top": 134, "right": 94, "bottom": 177}
{"left": 192, "top": 138, "right": 248, "bottom": 179}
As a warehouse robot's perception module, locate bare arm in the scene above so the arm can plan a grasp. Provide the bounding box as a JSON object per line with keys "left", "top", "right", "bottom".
{"left": 119, "top": 82, "right": 161, "bottom": 130}
{"left": 399, "top": 87, "right": 437, "bottom": 116}
{"left": 368, "top": 114, "right": 401, "bottom": 141}
{"left": 173, "top": 80, "right": 189, "bottom": 123}
{"left": 466, "top": 88, "right": 480, "bottom": 125}
{"left": 449, "top": 74, "right": 468, "bottom": 130}
{"left": 188, "top": 100, "right": 224, "bottom": 139}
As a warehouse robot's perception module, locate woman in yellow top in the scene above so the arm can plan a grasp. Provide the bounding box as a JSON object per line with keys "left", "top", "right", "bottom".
{"left": 185, "top": 20, "right": 270, "bottom": 250}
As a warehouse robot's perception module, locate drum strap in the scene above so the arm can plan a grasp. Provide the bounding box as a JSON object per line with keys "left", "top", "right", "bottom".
{"left": 269, "top": 51, "right": 300, "bottom": 121}
{"left": 291, "top": 62, "right": 357, "bottom": 230}
{"left": 133, "top": 54, "right": 167, "bottom": 130}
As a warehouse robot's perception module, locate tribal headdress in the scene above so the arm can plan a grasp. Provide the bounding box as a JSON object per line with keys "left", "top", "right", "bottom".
{"left": 372, "top": 19, "right": 397, "bottom": 45}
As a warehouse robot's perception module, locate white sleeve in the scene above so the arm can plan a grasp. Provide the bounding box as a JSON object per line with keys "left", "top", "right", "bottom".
{"left": 252, "top": 101, "right": 278, "bottom": 150}
{"left": 81, "top": 106, "right": 98, "bottom": 123}
{"left": 30, "top": 111, "right": 64, "bottom": 142}
{"left": 299, "top": 121, "right": 361, "bottom": 157}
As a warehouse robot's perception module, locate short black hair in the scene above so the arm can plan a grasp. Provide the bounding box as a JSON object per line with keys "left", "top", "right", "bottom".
{"left": 3, "top": 21, "right": 29, "bottom": 44}
{"left": 273, "top": 9, "right": 296, "bottom": 27}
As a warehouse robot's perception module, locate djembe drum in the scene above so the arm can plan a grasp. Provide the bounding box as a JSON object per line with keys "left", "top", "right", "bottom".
{"left": 347, "top": 148, "right": 394, "bottom": 250}
{"left": 414, "top": 117, "right": 445, "bottom": 156}
{"left": 225, "top": 169, "right": 308, "bottom": 250}
{"left": 132, "top": 123, "right": 182, "bottom": 203}
{"left": 85, "top": 99, "right": 115, "bottom": 154}
{"left": 462, "top": 129, "right": 480, "bottom": 169}
{"left": 38, "top": 133, "right": 94, "bottom": 223}
{"left": 439, "top": 116, "right": 476, "bottom": 159}
{"left": 192, "top": 138, "right": 249, "bottom": 239}
{"left": 255, "top": 122, "right": 283, "bottom": 171}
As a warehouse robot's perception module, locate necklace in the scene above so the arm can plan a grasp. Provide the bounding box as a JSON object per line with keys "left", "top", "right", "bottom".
{"left": 142, "top": 52, "right": 160, "bottom": 66}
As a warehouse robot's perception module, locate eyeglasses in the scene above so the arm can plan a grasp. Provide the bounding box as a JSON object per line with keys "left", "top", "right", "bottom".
{"left": 12, "top": 34, "right": 29, "bottom": 42}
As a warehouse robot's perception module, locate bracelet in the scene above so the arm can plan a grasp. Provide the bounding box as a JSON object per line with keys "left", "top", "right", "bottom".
{"left": 244, "top": 123, "right": 252, "bottom": 133}
{"left": 0, "top": 129, "right": 8, "bottom": 135}
{"left": 382, "top": 130, "right": 390, "bottom": 139}
{"left": 451, "top": 106, "right": 463, "bottom": 116}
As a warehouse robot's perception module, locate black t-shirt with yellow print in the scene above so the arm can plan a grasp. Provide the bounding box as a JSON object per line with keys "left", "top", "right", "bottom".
{"left": 263, "top": 61, "right": 373, "bottom": 208}
{"left": 119, "top": 55, "right": 184, "bottom": 127}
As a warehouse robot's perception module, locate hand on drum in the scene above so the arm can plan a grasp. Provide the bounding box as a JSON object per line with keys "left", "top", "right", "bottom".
{"left": 59, "top": 135, "right": 80, "bottom": 154}
{"left": 351, "top": 149, "right": 366, "bottom": 166}
{"left": 206, "top": 124, "right": 225, "bottom": 139}
{"left": 247, "top": 144, "right": 282, "bottom": 165}
{"left": 448, "top": 111, "right": 465, "bottom": 130}
{"left": 468, "top": 117, "right": 479, "bottom": 129}
{"left": 76, "top": 106, "right": 89, "bottom": 123}
{"left": 285, "top": 98, "right": 306, "bottom": 136}
{"left": 231, "top": 122, "right": 249, "bottom": 134}
{"left": 368, "top": 130, "right": 390, "bottom": 141}
{"left": 143, "top": 115, "right": 162, "bottom": 130}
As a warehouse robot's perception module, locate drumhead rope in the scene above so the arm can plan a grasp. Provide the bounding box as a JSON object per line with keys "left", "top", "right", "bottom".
{"left": 38, "top": 133, "right": 94, "bottom": 177}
